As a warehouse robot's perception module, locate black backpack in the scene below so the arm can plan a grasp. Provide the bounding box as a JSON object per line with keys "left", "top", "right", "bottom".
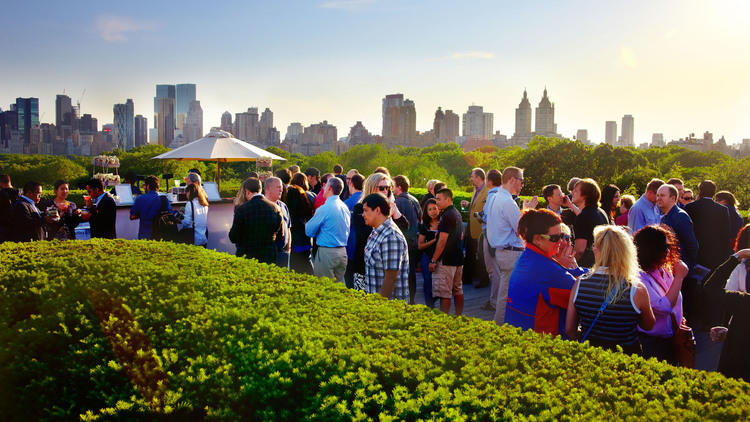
{"left": 152, "top": 196, "right": 182, "bottom": 242}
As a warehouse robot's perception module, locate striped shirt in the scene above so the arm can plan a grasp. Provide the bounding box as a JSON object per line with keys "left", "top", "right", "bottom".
{"left": 574, "top": 271, "right": 640, "bottom": 346}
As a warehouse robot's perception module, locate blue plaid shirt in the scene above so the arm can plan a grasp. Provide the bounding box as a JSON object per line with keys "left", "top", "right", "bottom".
{"left": 364, "top": 218, "right": 410, "bottom": 300}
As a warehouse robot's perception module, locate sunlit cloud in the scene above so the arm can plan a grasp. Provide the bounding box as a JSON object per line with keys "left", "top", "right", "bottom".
{"left": 319, "top": 0, "right": 375, "bottom": 10}
{"left": 95, "top": 15, "right": 155, "bottom": 42}
{"left": 620, "top": 47, "right": 637, "bottom": 69}
{"left": 449, "top": 51, "right": 495, "bottom": 60}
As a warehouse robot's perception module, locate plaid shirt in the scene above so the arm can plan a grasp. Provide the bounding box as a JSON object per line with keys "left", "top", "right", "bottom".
{"left": 364, "top": 218, "right": 409, "bottom": 300}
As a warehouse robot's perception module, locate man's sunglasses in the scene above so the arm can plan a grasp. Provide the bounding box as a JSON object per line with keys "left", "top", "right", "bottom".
{"left": 682, "top": 196, "right": 693, "bottom": 201}
{"left": 540, "top": 233, "right": 570, "bottom": 242}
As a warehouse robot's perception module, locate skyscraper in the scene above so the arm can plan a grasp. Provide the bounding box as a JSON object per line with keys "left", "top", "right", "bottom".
{"left": 135, "top": 115, "right": 148, "bottom": 147}
{"left": 284, "top": 122, "right": 303, "bottom": 144}
{"left": 220, "top": 111, "right": 233, "bottom": 134}
{"left": 576, "top": 129, "right": 589, "bottom": 144}
{"left": 15, "top": 97, "right": 39, "bottom": 146}
{"left": 234, "top": 107, "right": 260, "bottom": 143}
{"left": 113, "top": 99, "right": 135, "bottom": 150}
{"left": 154, "top": 84, "right": 175, "bottom": 137}
{"left": 605, "top": 121, "right": 617, "bottom": 145}
{"left": 184, "top": 100, "right": 203, "bottom": 143}
{"left": 259, "top": 108, "right": 279, "bottom": 145}
{"left": 511, "top": 90, "right": 532, "bottom": 144}
{"left": 381, "top": 93, "right": 417, "bottom": 147}
{"left": 462, "top": 105, "right": 493, "bottom": 138}
{"left": 534, "top": 88, "right": 557, "bottom": 137}
{"left": 79, "top": 114, "right": 98, "bottom": 133}
{"left": 157, "top": 97, "right": 175, "bottom": 146}
{"left": 348, "top": 121, "right": 373, "bottom": 146}
{"left": 55, "top": 94, "right": 74, "bottom": 135}
{"left": 175, "top": 84, "right": 196, "bottom": 130}
{"left": 444, "top": 109, "right": 459, "bottom": 143}
{"left": 621, "top": 114, "right": 634, "bottom": 146}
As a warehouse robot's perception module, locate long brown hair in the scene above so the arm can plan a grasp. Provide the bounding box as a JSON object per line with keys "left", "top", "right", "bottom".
{"left": 186, "top": 183, "right": 208, "bottom": 206}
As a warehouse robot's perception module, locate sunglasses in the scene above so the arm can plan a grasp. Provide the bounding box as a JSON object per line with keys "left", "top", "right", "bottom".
{"left": 540, "top": 233, "right": 570, "bottom": 242}
{"left": 682, "top": 196, "right": 693, "bottom": 201}
{"left": 377, "top": 185, "right": 391, "bottom": 192}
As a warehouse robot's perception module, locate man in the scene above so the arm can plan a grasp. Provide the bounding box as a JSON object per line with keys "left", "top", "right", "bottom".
{"left": 680, "top": 189, "right": 695, "bottom": 206}
{"left": 305, "top": 177, "right": 350, "bottom": 283}
{"left": 362, "top": 192, "right": 410, "bottom": 300}
{"left": 485, "top": 167, "right": 536, "bottom": 324}
{"left": 628, "top": 178, "right": 665, "bottom": 233}
{"left": 333, "top": 164, "right": 349, "bottom": 200}
{"left": 571, "top": 178, "right": 609, "bottom": 268}
{"left": 83, "top": 178, "right": 117, "bottom": 239}
{"left": 229, "top": 178, "right": 283, "bottom": 264}
{"left": 0, "top": 174, "right": 19, "bottom": 242}
{"left": 480, "top": 169, "right": 502, "bottom": 311}
{"left": 429, "top": 188, "right": 465, "bottom": 315}
{"left": 657, "top": 184, "right": 698, "bottom": 270}
{"left": 667, "top": 178, "right": 685, "bottom": 208}
{"left": 288, "top": 165, "right": 300, "bottom": 176}
{"left": 715, "top": 191, "right": 744, "bottom": 247}
{"left": 543, "top": 183, "right": 579, "bottom": 227}
{"left": 275, "top": 168, "right": 292, "bottom": 202}
{"left": 305, "top": 167, "right": 321, "bottom": 194}
{"left": 130, "top": 176, "right": 171, "bottom": 240}
{"left": 185, "top": 172, "right": 202, "bottom": 188}
{"left": 344, "top": 172, "right": 364, "bottom": 211}
{"left": 393, "top": 175, "right": 422, "bottom": 304}
{"left": 458, "top": 168, "right": 490, "bottom": 288}
{"left": 684, "top": 179, "right": 732, "bottom": 372}
{"left": 11, "top": 181, "right": 48, "bottom": 242}
{"left": 265, "top": 177, "right": 292, "bottom": 268}
{"left": 566, "top": 177, "right": 581, "bottom": 200}
{"left": 313, "top": 173, "right": 333, "bottom": 210}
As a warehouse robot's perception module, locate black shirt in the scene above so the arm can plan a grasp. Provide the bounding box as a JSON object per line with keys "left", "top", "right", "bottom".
{"left": 574, "top": 205, "right": 609, "bottom": 268}
{"left": 419, "top": 222, "right": 439, "bottom": 258}
{"left": 437, "top": 205, "right": 464, "bottom": 266}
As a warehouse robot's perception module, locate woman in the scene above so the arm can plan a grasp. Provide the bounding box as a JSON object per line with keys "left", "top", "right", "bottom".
{"left": 615, "top": 194, "right": 635, "bottom": 226}
{"left": 181, "top": 183, "right": 209, "bottom": 247}
{"left": 633, "top": 225, "right": 689, "bottom": 363}
{"left": 286, "top": 173, "right": 315, "bottom": 275}
{"left": 702, "top": 248, "right": 750, "bottom": 381}
{"left": 418, "top": 198, "right": 440, "bottom": 307}
{"left": 726, "top": 224, "right": 750, "bottom": 292}
{"left": 420, "top": 179, "right": 440, "bottom": 208}
{"left": 43, "top": 179, "right": 80, "bottom": 240}
{"left": 599, "top": 184, "right": 620, "bottom": 225}
{"left": 565, "top": 225, "right": 655, "bottom": 354}
{"left": 505, "top": 209, "right": 577, "bottom": 336}
{"left": 349, "top": 173, "right": 408, "bottom": 290}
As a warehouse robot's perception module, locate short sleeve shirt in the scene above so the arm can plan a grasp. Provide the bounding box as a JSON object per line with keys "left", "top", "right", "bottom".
{"left": 364, "top": 218, "right": 410, "bottom": 300}
{"left": 437, "top": 205, "right": 464, "bottom": 267}
{"left": 419, "top": 222, "right": 438, "bottom": 258}
{"left": 573, "top": 205, "right": 609, "bottom": 267}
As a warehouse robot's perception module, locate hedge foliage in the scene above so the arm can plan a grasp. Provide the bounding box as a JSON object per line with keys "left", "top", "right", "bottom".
{"left": 2, "top": 240, "right": 749, "bottom": 420}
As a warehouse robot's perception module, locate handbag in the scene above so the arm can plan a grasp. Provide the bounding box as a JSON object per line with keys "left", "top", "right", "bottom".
{"left": 646, "top": 270, "right": 696, "bottom": 368}
{"left": 178, "top": 200, "right": 196, "bottom": 245}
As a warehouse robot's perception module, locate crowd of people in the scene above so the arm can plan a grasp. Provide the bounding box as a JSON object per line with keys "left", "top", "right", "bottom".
{"left": 4, "top": 163, "right": 750, "bottom": 382}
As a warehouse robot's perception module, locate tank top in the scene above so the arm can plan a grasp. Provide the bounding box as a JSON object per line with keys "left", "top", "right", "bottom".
{"left": 574, "top": 271, "right": 640, "bottom": 346}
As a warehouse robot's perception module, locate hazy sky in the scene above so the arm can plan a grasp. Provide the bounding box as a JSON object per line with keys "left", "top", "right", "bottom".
{"left": 2, "top": 0, "right": 749, "bottom": 144}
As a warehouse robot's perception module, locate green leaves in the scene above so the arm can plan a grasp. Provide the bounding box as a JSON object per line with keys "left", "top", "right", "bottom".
{"left": 2, "top": 239, "right": 750, "bottom": 420}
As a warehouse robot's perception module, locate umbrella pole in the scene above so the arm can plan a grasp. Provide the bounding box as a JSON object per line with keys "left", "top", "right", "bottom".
{"left": 217, "top": 161, "right": 221, "bottom": 194}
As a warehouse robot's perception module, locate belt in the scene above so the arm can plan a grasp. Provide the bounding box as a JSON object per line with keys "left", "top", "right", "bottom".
{"left": 319, "top": 245, "right": 345, "bottom": 248}
{"left": 503, "top": 246, "right": 524, "bottom": 252}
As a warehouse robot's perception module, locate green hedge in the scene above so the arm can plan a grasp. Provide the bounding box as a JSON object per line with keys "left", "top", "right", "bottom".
{"left": 2, "top": 240, "right": 749, "bottom": 420}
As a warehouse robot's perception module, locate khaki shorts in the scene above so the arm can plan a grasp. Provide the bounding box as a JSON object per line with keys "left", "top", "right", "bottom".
{"left": 432, "top": 263, "right": 463, "bottom": 298}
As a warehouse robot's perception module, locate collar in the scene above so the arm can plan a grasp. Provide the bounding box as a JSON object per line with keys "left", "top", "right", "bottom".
{"left": 20, "top": 194, "right": 36, "bottom": 205}
{"left": 488, "top": 186, "right": 499, "bottom": 194}
{"left": 95, "top": 192, "right": 107, "bottom": 205}
{"left": 526, "top": 242, "right": 556, "bottom": 259}
{"left": 325, "top": 195, "right": 340, "bottom": 203}
{"left": 252, "top": 193, "right": 264, "bottom": 199}
{"left": 475, "top": 183, "right": 485, "bottom": 192}
{"left": 371, "top": 217, "right": 394, "bottom": 235}
{"left": 547, "top": 205, "right": 562, "bottom": 215}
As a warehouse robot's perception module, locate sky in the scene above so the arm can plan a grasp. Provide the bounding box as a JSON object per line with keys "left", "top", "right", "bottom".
{"left": 1, "top": 0, "right": 749, "bottom": 144}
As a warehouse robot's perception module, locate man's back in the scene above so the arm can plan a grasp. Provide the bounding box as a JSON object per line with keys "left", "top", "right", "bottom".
{"left": 11, "top": 198, "right": 45, "bottom": 242}
{"left": 395, "top": 193, "right": 421, "bottom": 245}
{"left": 0, "top": 188, "right": 19, "bottom": 241}
{"left": 229, "top": 196, "right": 282, "bottom": 263}
{"left": 91, "top": 194, "right": 117, "bottom": 239}
{"left": 686, "top": 198, "right": 731, "bottom": 270}
{"left": 131, "top": 191, "right": 168, "bottom": 239}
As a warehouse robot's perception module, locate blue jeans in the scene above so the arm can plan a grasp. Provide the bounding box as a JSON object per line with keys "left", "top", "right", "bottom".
{"left": 694, "top": 330, "right": 723, "bottom": 372}
{"left": 420, "top": 253, "right": 434, "bottom": 307}
{"left": 276, "top": 251, "right": 290, "bottom": 269}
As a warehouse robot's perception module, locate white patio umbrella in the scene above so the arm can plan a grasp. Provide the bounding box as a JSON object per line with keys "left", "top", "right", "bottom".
{"left": 152, "top": 128, "right": 286, "bottom": 192}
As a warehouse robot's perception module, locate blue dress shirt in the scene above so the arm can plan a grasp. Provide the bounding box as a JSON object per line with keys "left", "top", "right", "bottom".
{"left": 485, "top": 186, "right": 524, "bottom": 249}
{"left": 305, "top": 195, "right": 351, "bottom": 247}
{"left": 628, "top": 194, "right": 661, "bottom": 233}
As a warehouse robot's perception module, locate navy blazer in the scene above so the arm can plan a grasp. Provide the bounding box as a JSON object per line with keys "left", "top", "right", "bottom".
{"left": 685, "top": 198, "right": 732, "bottom": 270}
{"left": 11, "top": 198, "right": 45, "bottom": 242}
{"left": 90, "top": 194, "right": 117, "bottom": 239}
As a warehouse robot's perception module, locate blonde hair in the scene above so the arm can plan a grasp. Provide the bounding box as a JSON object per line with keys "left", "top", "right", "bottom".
{"left": 360, "top": 173, "right": 392, "bottom": 203}
{"left": 426, "top": 179, "right": 440, "bottom": 192}
{"left": 589, "top": 225, "right": 640, "bottom": 303}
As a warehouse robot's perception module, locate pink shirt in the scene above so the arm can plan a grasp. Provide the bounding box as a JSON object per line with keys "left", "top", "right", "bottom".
{"left": 615, "top": 211, "right": 629, "bottom": 226}
{"left": 638, "top": 268, "right": 683, "bottom": 338}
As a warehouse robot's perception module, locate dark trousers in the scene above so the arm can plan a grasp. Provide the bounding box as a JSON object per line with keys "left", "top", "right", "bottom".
{"left": 639, "top": 333, "right": 676, "bottom": 364}
{"left": 420, "top": 253, "right": 435, "bottom": 307}
{"left": 463, "top": 236, "right": 489, "bottom": 286}
{"left": 408, "top": 246, "right": 419, "bottom": 304}
{"left": 290, "top": 249, "right": 314, "bottom": 275}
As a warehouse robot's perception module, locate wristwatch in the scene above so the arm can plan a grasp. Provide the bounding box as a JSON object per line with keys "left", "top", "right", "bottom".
{"left": 430, "top": 259, "right": 437, "bottom": 264}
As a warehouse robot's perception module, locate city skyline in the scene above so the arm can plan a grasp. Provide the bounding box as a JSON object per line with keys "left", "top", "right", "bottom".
{"left": 1, "top": 1, "right": 749, "bottom": 144}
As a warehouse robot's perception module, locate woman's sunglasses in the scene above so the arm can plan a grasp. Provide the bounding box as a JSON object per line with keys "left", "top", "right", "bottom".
{"left": 377, "top": 185, "right": 391, "bottom": 192}
{"left": 540, "top": 233, "right": 570, "bottom": 242}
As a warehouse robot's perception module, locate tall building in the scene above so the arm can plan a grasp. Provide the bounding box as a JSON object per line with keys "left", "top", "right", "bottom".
{"left": 183, "top": 100, "right": 203, "bottom": 143}
{"left": 299, "top": 121, "right": 337, "bottom": 155}
{"left": 157, "top": 97, "right": 175, "bottom": 146}
{"left": 284, "top": 122, "right": 303, "bottom": 144}
{"left": 154, "top": 84, "right": 175, "bottom": 137}
{"left": 234, "top": 107, "right": 260, "bottom": 143}
{"left": 113, "top": 98, "right": 135, "bottom": 150}
{"left": 381, "top": 93, "right": 417, "bottom": 147}
{"left": 605, "top": 121, "right": 617, "bottom": 145}
{"left": 462, "top": 105, "right": 493, "bottom": 138}
{"left": 0, "top": 109, "right": 18, "bottom": 149}
{"left": 348, "top": 121, "right": 373, "bottom": 146}
{"left": 220, "top": 111, "right": 233, "bottom": 134}
{"left": 576, "top": 129, "right": 589, "bottom": 144}
{"left": 621, "top": 114, "right": 634, "bottom": 146}
{"left": 175, "top": 84, "right": 196, "bottom": 130}
{"left": 258, "top": 107, "right": 279, "bottom": 145}
{"left": 134, "top": 115, "right": 148, "bottom": 147}
{"left": 55, "top": 94, "right": 74, "bottom": 135}
{"left": 15, "top": 97, "right": 39, "bottom": 146}
{"left": 79, "top": 114, "right": 98, "bottom": 133}
{"left": 651, "top": 133, "right": 665, "bottom": 147}
{"left": 534, "top": 88, "right": 557, "bottom": 137}
{"left": 511, "top": 90, "right": 532, "bottom": 144}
